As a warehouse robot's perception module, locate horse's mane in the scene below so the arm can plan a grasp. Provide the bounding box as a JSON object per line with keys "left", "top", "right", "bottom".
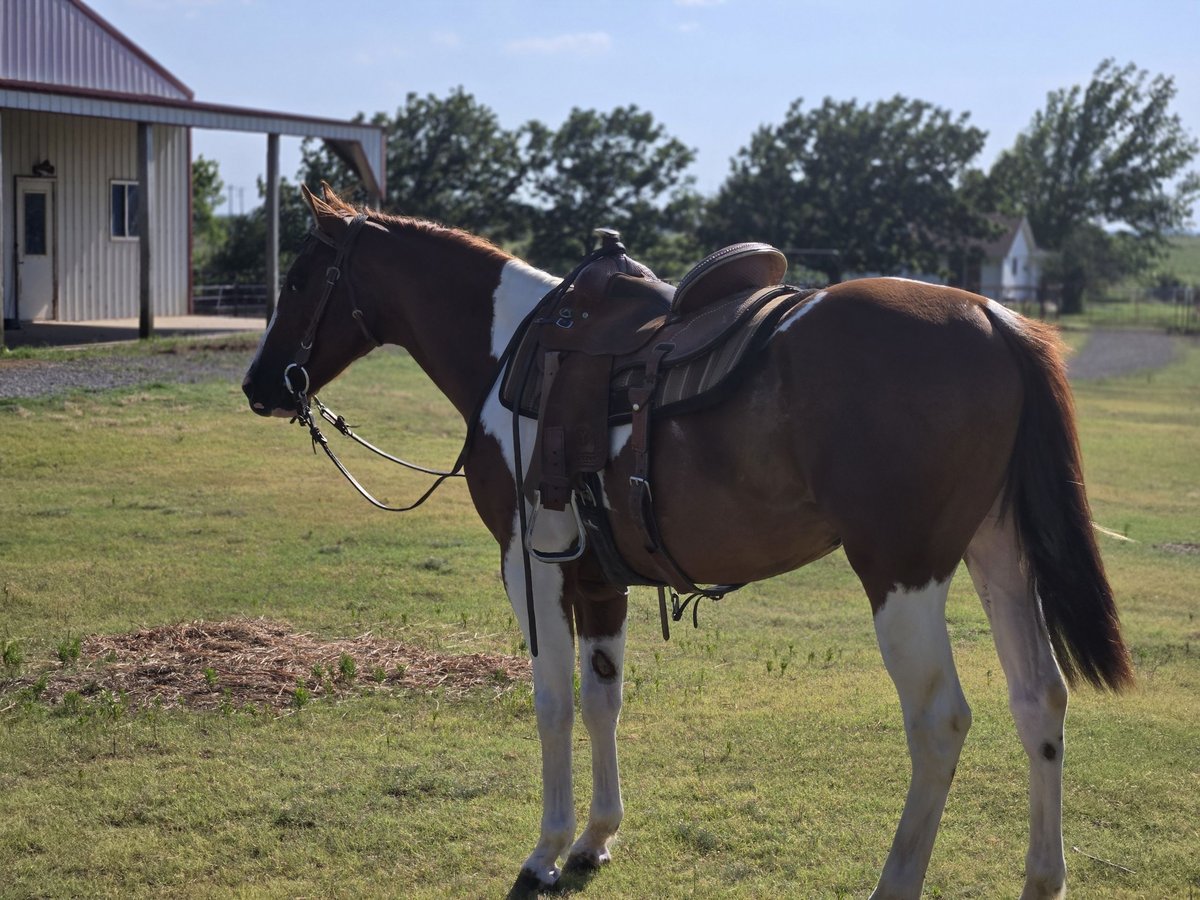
{"left": 318, "top": 186, "right": 513, "bottom": 265}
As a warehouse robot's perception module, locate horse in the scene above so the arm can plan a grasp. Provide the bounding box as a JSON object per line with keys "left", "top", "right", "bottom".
{"left": 242, "top": 184, "right": 1133, "bottom": 899}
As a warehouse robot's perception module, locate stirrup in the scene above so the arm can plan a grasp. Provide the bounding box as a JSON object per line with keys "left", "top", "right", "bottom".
{"left": 526, "top": 491, "right": 588, "bottom": 563}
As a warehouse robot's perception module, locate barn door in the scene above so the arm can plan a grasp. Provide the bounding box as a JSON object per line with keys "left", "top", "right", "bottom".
{"left": 16, "top": 177, "right": 57, "bottom": 321}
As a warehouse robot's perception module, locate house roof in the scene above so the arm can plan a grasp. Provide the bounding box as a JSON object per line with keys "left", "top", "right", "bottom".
{"left": 0, "top": 0, "right": 386, "bottom": 200}
{"left": 2, "top": 0, "right": 193, "bottom": 101}
{"left": 974, "top": 215, "right": 1039, "bottom": 262}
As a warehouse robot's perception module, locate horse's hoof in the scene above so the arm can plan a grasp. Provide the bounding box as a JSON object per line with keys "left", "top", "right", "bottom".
{"left": 507, "top": 866, "right": 560, "bottom": 898}
{"left": 564, "top": 847, "right": 611, "bottom": 872}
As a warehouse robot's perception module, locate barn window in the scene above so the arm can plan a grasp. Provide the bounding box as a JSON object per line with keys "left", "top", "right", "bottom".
{"left": 111, "top": 181, "right": 140, "bottom": 239}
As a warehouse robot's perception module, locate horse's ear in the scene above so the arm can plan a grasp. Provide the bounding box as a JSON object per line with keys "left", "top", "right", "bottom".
{"left": 301, "top": 182, "right": 348, "bottom": 239}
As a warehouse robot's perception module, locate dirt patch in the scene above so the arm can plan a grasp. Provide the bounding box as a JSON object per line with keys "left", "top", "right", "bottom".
{"left": 2, "top": 618, "right": 530, "bottom": 711}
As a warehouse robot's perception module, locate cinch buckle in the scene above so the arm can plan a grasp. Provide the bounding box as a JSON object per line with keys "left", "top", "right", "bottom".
{"left": 629, "top": 475, "right": 652, "bottom": 502}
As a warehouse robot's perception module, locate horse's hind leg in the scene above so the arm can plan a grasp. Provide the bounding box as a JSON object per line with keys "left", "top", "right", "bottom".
{"left": 965, "top": 504, "right": 1068, "bottom": 900}
{"left": 870, "top": 575, "right": 971, "bottom": 900}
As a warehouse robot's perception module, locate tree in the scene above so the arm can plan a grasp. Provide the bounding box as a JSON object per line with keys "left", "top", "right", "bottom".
{"left": 298, "top": 88, "right": 529, "bottom": 242}
{"left": 192, "top": 155, "right": 226, "bottom": 276}
{"left": 202, "top": 177, "right": 310, "bottom": 284}
{"left": 704, "top": 96, "right": 990, "bottom": 283}
{"left": 988, "top": 59, "right": 1200, "bottom": 311}
{"left": 522, "top": 105, "right": 699, "bottom": 277}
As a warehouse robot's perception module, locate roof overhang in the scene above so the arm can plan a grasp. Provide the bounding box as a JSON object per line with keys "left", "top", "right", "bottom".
{"left": 0, "top": 79, "right": 386, "bottom": 200}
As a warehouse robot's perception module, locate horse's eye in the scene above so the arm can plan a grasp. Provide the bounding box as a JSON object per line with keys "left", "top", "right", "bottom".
{"left": 289, "top": 283, "right": 299, "bottom": 293}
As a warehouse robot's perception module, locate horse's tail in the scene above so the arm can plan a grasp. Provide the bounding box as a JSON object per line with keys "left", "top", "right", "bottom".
{"left": 985, "top": 302, "right": 1135, "bottom": 692}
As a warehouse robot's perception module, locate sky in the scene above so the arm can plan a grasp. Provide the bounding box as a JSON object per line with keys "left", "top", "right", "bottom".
{"left": 86, "top": 0, "right": 1200, "bottom": 218}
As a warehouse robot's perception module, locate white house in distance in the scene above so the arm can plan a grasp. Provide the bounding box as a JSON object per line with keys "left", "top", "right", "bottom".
{"left": 962, "top": 214, "right": 1043, "bottom": 304}
{"left": 1, "top": 0, "right": 386, "bottom": 344}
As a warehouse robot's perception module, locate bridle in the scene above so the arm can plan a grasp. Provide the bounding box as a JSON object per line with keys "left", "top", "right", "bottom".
{"left": 283, "top": 213, "right": 470, "bottom": 513}
{"left": 283, "top": 213, "right": 382, "bottom": 401}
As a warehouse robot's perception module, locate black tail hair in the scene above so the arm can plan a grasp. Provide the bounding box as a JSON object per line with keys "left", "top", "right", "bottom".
{"left": 986, "top": 305, "right": 1135, "bottom": 692}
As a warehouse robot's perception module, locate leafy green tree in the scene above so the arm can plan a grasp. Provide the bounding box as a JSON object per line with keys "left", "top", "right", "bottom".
{"left": 988, "top": 59, "right": 1200, "bottom": 311}
{"left": 202, "top": 177, "right": 310, "bottom": 284}
{"left": 191, "top": 155, "right": 226, "bottom": 275}
{"left": 704, "top": 96, "right": 989, "bottom": 282}
{"left": 298, "top": 88, "right": 529, "bottom": 242}
{"left": 522, "top": 105, "right": 699, "bottom": 277}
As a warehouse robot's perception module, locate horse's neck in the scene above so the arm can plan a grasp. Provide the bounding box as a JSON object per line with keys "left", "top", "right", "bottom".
{"left": 381, "top": 239, "right": 558, "bottom": 420}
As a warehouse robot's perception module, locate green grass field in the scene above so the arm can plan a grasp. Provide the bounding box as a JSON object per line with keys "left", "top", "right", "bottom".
{"left": 1, "top": 333, "right": 1198, "bottom": 898}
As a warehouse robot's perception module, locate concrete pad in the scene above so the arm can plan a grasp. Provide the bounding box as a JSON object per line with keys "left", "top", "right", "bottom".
{"left": 2, "top": 315, "right": 266, "bottom": 350}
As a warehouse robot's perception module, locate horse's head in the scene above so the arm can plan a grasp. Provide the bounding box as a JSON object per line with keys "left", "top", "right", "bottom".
{"left": 242, "top": 184, "right": 384, "bottom": 417}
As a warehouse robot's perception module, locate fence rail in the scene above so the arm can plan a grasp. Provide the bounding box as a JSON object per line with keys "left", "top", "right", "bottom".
{"left": 193, "top": 284, "right": 268, "bottom": 318}
{"left": 991, "top": 284, "right": 1198, "bottom": 333}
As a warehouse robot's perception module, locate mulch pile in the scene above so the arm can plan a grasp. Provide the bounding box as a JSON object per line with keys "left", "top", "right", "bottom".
{"left": 3, "top": 618, "right": 530, "bottom": 711}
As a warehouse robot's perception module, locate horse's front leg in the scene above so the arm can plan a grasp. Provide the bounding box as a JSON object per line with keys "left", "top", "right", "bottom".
{"left": 566, "top": 585, "right": 628, "bottom": 871}
{"left": 503, "top": 532, "right": 577, "bottom": 888}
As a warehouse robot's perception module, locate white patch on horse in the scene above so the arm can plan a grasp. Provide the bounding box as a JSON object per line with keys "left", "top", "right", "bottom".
{"left": 870, "top": 576, "right": 970, "bottom": 899}
{"left": 986, "top": 297, "right": 1023, "bottom": 327}
{"left": 774, "top": 290, "right": 826, "bottom": 334}
{"left": 501, "top": 519, "right": 577, "bottom": 884}
{"left": 609, "top": 423, "right": 632, "bottom": 458}
{"left": 490, "top": 259, "right": 560, "bottom": 360}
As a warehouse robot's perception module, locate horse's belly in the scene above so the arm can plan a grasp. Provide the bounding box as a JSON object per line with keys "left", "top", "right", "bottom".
{"left": 603, "top": 393, "right": 839, "bottom": 586}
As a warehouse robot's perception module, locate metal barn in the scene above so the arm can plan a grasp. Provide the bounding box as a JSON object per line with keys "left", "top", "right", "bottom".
{"left": 0, "top": 0, "right": 385, "bottom": 338}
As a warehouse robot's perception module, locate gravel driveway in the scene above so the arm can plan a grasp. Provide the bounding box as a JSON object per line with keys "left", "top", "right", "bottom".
{"left": 0, "top": 327, "right": 1186, "bottom": 401}
{"left": 1066, "top": 329, "right": 1181, "bottom": 381}
{"left": 0, "top": 340, "right": 257, "bottom": 401}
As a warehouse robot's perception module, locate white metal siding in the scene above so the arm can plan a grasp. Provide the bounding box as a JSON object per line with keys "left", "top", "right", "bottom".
{"left": 1, "top": 0, "right": 190, "bottom": 100}
{"left": 1, "top": 109, "right": 188, "bottom": 320}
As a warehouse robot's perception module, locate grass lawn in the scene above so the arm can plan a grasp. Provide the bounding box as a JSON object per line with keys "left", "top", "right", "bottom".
{"left": 1, "top": 332, "right": 1198, "bottom": 898}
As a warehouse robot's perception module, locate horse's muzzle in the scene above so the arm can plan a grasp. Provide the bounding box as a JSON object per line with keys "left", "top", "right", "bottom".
{"left": 242, "top": 375, "right": 293, "bottom": 418}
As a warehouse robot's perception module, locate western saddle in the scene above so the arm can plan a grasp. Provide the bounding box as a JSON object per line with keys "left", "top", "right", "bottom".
{"left": 501, "top": 229, "right": 815, "bottom": 600}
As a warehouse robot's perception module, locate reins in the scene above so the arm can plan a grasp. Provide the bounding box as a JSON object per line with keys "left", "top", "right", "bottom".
{"left": 284, "top": 213, "right": 472, "bottom": 514}
{"left": 280, "top": 212, "right": 552, "bottom": 653}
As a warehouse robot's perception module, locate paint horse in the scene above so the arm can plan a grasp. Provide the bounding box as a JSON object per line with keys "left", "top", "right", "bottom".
{"left": 242, "top": 186, "right": 1133, "bottom": 899}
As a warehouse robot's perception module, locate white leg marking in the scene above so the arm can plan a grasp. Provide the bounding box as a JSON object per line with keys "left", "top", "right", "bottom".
{"left": 502, "top": 524, "right": 576, "bottom": 886}
{"left": 966, "top": 505, "right": 1068, "bottom": 900}
{"left": 870, "top": 576, "right": 970, "bottom": 900}
{"left": 568, "top": 625, "right": 627, "bottom": 868}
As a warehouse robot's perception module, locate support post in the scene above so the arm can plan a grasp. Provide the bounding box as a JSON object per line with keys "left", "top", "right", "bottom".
{"left": 265, "top": 132, "right": 280, "bottom": 322}
{"left": 137, "top": 122, "right": 154, "bottom": 339}
{"left": 0, "top": 109, "right": 6, "bottom": 351}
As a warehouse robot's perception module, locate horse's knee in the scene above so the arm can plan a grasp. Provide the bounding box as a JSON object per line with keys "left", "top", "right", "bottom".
{"left": 533, "top": 685, "right": 574, "bottom": 733}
